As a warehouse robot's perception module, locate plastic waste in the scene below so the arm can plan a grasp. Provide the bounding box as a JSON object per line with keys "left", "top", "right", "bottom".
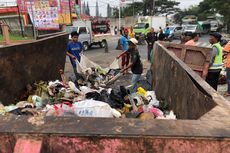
{"left": 46, "top": 102, "right": 74, "bottom": 117}
{"left": 156, "top": 110, "right": 177, "bottom": 120}
{"left": 109, "top": 59, "right": 120, "bottom": 69}
{"left": 79, "top": 86, "right": 94, "bottom": 94}
{"left": 68, "top": 81, "right": 81, "bottom": 94}
{"left": 16, "top": 101, "right": 34, "bottom": 108}
{"left": 137, "top": 87, "right": 147, "bottom": 97}
{"left": 73, "top": 100, "right": 114, "bottom": 118}
{"left": 109, "top": 90, "right": 125, "bottom": 109}
{"left": 4, "top": 105, "right": 18, "bottom": 112}
{"left": 85, "top": 92, "right": 101, "bottom": 101}
{"left": 133, "top": 80, "right": 152, "bottom": 92}
{"left": 9, "top": 108, "right": 34, "bottom": 116}
{"left": 32, "top": 95, "right": 43, "bottom": 108}
{"left": 149, "top": 107, "right": 164, "bottom": 117}
{"left": 166, "top": 110, "right": 176, "bottom": 119}
{"left": 0, "top": 103, "right": 6, "bottom": 115}
{"left": 146, "top": 91, "right": 160, "bottom": 107}
{"left": 96, "top": 66, "right": 109, "bottom": 75}
{"left": 123, "top": 103, "right": 132, "bottom": 113}
{"left": 111, "top": 108, "right": 121, "bottom": 118}
{"left": 129, "top": 93, "right": 144, "bottom": 107}
{"left": 76, "top": 54, "right": 100, "bottom": 74}
{"left": 99, "top": 90, "right": 110, "bottom": 104}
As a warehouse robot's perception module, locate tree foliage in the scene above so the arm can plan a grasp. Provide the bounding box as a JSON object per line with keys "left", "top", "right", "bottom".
{"left": 123, "top": 0, "right": 180, "bottom": 16}
{"left": 179, "top": 0, "right": 230, "bottom": 31}
{"left": 107, "top": 4, "right": 112, "bottom": 17}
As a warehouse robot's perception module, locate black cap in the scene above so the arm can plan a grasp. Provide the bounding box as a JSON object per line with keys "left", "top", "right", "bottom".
{"left": 210, "top": 32, "right": 222, "bottom": 41}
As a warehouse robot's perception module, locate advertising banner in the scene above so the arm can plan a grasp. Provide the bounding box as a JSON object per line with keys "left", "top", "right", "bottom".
{"left": 17, "top": 0, "right": 76, "bottom": 29}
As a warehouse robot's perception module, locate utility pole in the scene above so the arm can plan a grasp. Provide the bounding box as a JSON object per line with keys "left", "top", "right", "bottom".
{"left": 119, "top": 1, "right": 121, "bottom": 30}
{"left": 152, "top": 0, "right": 155, "bottom": 16}
{"left": 29, "top": 0, "right": 36, "bottom": 39}
{"left": 132, "top": 0, "right": 134, "bottom": 17}
{"left": 68, "top": 0, "right": 73, "bottom": 25}
{"left": 17, "top": 5, "right": 24, "bottom": 37}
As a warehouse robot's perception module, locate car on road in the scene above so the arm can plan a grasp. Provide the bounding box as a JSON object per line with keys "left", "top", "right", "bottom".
{"left": 183, "top": 24, "right": 203, "bottom": 36}
{"left": 168, "top": 25, "right": 184, "bottom": 39}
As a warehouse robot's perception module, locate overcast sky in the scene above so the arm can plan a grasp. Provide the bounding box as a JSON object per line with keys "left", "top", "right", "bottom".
{"left": 85, "top": 0, "right": 204, "bottom": 17}
{"left": 2, "top": 0, "right": 204, "bottom": 16}
{"left": 175, "top": 0, "right": 203, "bottom": 9}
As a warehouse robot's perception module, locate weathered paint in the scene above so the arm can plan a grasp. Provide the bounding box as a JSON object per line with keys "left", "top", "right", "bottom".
{"left": 0, "top": 33, "right": 68, "bottom": 105}
{"left": 160, "top": 42, "right": 211, "bottom": 78}
{"left": 14, "top": 139, "right": 42, "bottom": 153}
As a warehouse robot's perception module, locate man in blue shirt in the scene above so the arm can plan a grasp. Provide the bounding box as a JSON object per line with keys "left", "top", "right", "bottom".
{"left": 66, "top": 31, "right": 83, "bottom": 79}
{"left": 164, "top": 24, "right": 170, "bottom": 39}
{"left": 120, "top": 28, "right": 130, "bottom": 71}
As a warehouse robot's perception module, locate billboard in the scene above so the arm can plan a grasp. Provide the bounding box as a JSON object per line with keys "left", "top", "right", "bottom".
{"left": 17, "top": 0, "right": 75, "bottom": 29}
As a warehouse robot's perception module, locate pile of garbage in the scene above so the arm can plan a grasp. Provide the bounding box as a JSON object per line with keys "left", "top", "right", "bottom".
{"left": 0, "top": 78, "right": 176, "bottom": 120}
{"left": 0, "top": 55, "right": 176, "bottom": 120}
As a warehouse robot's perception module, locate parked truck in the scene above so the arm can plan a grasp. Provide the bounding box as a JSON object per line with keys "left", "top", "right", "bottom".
{"left": 133, "top": 16, "right": 167, "bottom": 39}
{"left": 66, "top": 19, "right": 112, "bottom": 51}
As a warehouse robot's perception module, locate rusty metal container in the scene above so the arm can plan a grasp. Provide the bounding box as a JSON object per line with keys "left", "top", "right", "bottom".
{"left": 160, "top": 42, "right": 211, "bottom": 79}
{"left": 0, "top": 33, "right": 68, "bottom": 105}
{"left": 0, "top": 41, "right": 229, "bottom": 153}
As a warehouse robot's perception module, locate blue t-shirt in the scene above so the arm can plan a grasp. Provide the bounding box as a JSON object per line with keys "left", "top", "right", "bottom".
{"left": 120, "top": 36, "right": 129, "bottom": 51}
{"left": 164, "top": 28, "right": 170, "bottom": 37}
{"left": 67, "top": 41, "right": 83, "bottom": 68}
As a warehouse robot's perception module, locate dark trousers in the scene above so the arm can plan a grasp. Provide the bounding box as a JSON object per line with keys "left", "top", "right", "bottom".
{"left": 205, "top": 70, "right": 221, "bottom": 90}
{"left": 147, "top": 45, "right": 153, "bottom": 61}
{"left": 226, "top": 68, "right": 230, "bottom": 93}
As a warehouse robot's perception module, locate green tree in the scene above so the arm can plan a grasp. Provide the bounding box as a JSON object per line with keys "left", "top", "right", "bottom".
{"left": 107, "top": 4, "right": 112, "bottom": 17}
{"left": 154, "top": 0, "right": 180, "bottom": 14}
{"left": 123, "top": 2, "right": 144, "bottom": 16}
{"left": 123, "top": 0, "right": 180, "bottom": 16}
{"left": 211, "top": 0, "right": 230, "bottom": 32}
{"left": 179, "top": 0, "right": 230, "bottom": 32}
{"left": 112, "top": 7, "right": 119, "bottom": 18}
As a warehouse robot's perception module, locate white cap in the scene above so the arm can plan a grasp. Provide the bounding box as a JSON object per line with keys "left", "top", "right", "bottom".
{"left": 129, "top": 38, "right": 138, "bottom": 45}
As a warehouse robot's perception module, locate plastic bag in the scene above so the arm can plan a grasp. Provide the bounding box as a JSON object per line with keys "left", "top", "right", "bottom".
{"left": 46, "top": 102, "right": 74, "bottom": 117}
{"left": 68, "top": 81, "right": 81, "bottom": 94}
{"left": 73, "top": 100, "right": 114, "bottom": 118}
{"left": 137, "top": 87, "right": 147, "bottom": 97}
{"left": 149, "top": 107, "right": 164, "bottom": 117}
{"left": 32, "top": 95, "right": 43, "bottom": 108}
{"left": 146, "top": 91, "right": 159, "bottom": 107}
{"left": 109, "top": 59, "right": 120, "bottom": 69}
{"left": 76, "top": 54, "right": 100, "bottom": 74}
{"left": 156, "top": 110, "right": 177, "bottom": 120}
